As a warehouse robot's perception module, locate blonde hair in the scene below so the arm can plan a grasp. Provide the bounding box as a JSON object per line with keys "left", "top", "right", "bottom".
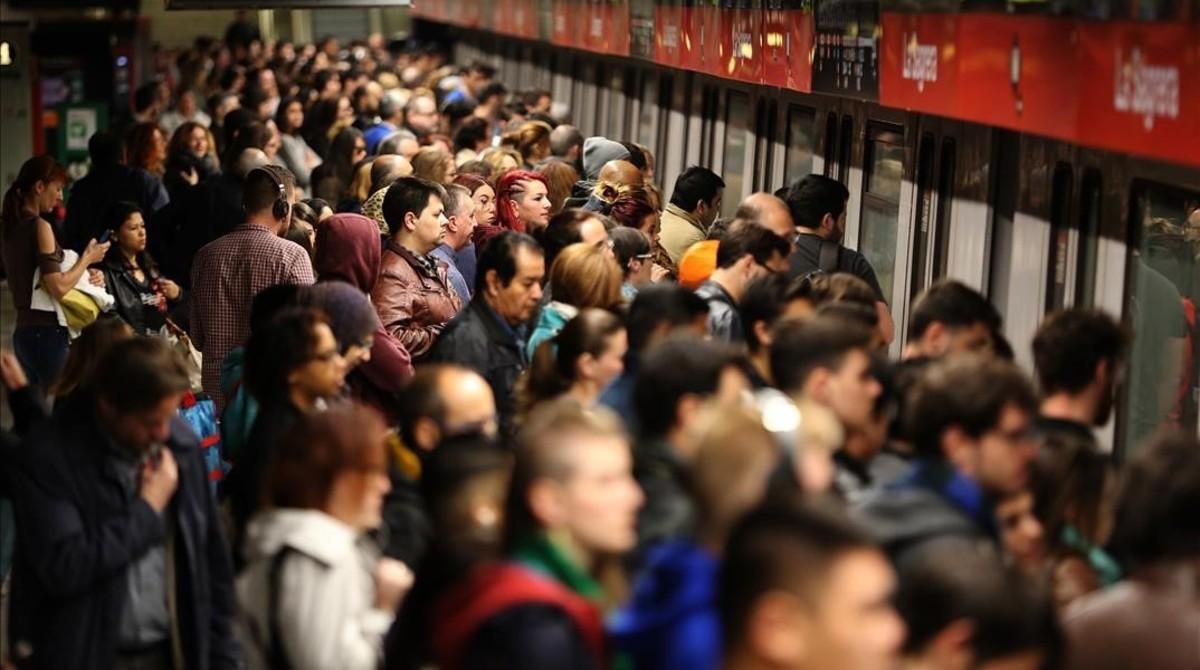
{"left": 500, "top": 121, "right": 553, "bottom": 166}
{"left": 550, "top": 242, "right": 623, "bottom": 310}
{"left": 685, "top": 403, "right": 779, "bottom": 543}
{"left": 412, "top": 147, "right": 454, "bottom": 185}
{"left": 350, "top": 158, "right": 375, "bottom": 203}
{"left": 481, "top": 146, "right": 523, "bottom": 181}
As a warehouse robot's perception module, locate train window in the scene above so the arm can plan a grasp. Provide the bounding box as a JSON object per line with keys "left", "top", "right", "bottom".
{"left": 823, "top": 112, "right": 838, "bottom": 179}
{"left": 837, "top": 116, "right": 854, "bottom": 184}
{"left": 722, "top": 90, "right": 751, "bottom": 218}
{"left": 932, "top": 139, "right": 956, "bottom": 279}
{"left": 1045, "top": 163, "right": 1074, "bottom": 312}
{"left": 784, "top": 105, "right": 815, "bottom": 187}
{"left": 1121, "top": 181, "right": 1200, "bottom": 454}
{"left": 860, "top": 124, "right": 905, "bottom": 302}
{"left": 910, "top": 134, "right": 937, "bottom": 302}
{"left": 1075, "top": 169, "right": 1102, "bottom": 308}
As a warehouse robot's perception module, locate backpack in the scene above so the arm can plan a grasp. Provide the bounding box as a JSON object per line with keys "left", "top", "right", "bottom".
{"left": 817, "top": 238, "right": 841, "bottom": 274}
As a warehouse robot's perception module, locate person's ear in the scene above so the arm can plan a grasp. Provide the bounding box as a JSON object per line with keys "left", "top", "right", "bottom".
{"left": 942, "top": 425, "right": 976, "bottom": 473}
{"left": 806, "top": 367, "right": 833, "bottom": 406}
{"left": 484, "top": 269, "right": 501, "bottom": 298}
{"left": 1094, "top": 358, "right": 1110, "bottom": 388}
{"left": 820, "top": 211, "right": 836, "bottom": 233}
{"left": 926, "top": 618, "right": 975, "bottom": 669}
{"left": 923, "top": 321, "right": 947, "bottom": 356}
{"left": 404, "top": 210, "right": 418, "bottom": 232}
{"left": 413, "top": 416, "right": 441, "bottom": 452}
{"left": 576, "top": 352, "right": 598, "bottom": 382}
{"left": 527, "top": 478, "right": 566, "bottom": 528}
{"left": 754, "top": 320, "right": 772, "bottom": 349}
{"left": 746, "top": 591, "right": 809, "bottom": 665}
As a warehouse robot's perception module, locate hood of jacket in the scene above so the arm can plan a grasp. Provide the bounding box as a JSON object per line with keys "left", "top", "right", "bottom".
{"left": 242, "top": 508, "right": 364, "bottom": 567}
{"left": 315, "top": 213, "right": 383, "bottom": 292}
{"left": 610, "top": 540, "right": 717, "bottom": 637}
{"left": 859, "top": 480, "right": 988, "bottom": 559}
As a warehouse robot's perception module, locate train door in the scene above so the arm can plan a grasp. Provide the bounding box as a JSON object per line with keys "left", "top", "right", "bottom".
{"left": 855, "top": 106, "right": 909, "bottom": 339}
{"left": 713, "top": 84, "right": 755, "bottom": 218}
{"left": 661, "top": 71, "right": 689, "bottom": 195}
{"left": 632, "top": 67, "right": 667, "bottom": 188}
{"left": 752, "top": 96, "right": 779, "bottom": 195}
{"left": 773, "top": 98, "right": 817, "bottom": 194}
{"left": 1118, "top": 171, "right": 1200, "bottom": 455}
{"left": 988, "top": 135, "right": 1073, "bottom": 371}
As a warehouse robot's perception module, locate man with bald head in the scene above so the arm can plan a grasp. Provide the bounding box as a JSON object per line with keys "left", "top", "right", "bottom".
{"left": 386, "top": 363, "right": 499, "bottom": 563}
{"left": 370, "top": 154, "right": 414, "bottom": 194}
{"left": 583, "top": 159, "right": 644, "bottom": 213}
{"left": 736, "top": 192, "right": 796, "bottom": 244}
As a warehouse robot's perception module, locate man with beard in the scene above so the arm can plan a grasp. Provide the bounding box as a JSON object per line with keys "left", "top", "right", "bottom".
{"left": 785, "top": 174, "right": 893, "bottom": 344}
{"left": 1031, "top": 309, "right": 1128, "bottom": 447}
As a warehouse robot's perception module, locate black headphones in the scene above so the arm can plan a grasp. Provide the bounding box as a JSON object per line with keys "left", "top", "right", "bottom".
{"left": 252, "top": 167, "right": 290, "bottom": 220}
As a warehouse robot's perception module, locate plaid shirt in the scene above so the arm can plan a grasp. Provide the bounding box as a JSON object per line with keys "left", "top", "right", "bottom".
{"left": 190, "top": 223, "right": 315, "bottom": 408}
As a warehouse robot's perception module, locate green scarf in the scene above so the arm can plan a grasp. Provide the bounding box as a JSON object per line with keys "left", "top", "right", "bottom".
{"left": 512, "top": 532, "right": 605, "bottom": 601}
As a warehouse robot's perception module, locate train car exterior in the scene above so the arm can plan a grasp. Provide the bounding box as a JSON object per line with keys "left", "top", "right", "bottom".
{"left": 416, "top": 0, "right": 1200, "bottom": 454}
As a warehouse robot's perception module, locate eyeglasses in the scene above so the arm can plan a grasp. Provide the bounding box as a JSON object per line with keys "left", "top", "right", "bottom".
{"left": 633, "top": 253, "right": 654, "bottom": 261}
{"left": 354, "top": 144, "right": 367, "bottom": 154}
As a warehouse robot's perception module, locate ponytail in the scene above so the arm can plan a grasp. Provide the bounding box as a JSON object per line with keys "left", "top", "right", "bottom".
{"left": 515, "top": 308, "right": 627, "bottom": 423}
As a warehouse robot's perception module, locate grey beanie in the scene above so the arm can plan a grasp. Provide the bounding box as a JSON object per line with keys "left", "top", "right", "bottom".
{"left": 582, "top": 136, "right": 631, "bottom": 182}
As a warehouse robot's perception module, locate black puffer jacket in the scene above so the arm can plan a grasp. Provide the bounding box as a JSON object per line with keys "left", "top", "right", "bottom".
{"left": 425, "top": 298, "right": 528, "bottom": 444}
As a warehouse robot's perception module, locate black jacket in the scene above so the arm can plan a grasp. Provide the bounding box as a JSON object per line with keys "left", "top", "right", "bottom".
{"left": 100, "top": 255, "right": 179, "bottom": 336}
{"left": 632, "top": 438, "right": 697, "bottom": 565}
{"left": 7, "top": 395, "right": 241, "bottom": 670}
{"left": 426, "top": 299, "right": 528, "bottom": 444}
{"left": 150, "top": 172, "right": 245, "bottom": 290}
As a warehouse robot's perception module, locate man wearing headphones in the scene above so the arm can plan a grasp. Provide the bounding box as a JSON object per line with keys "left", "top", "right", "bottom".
{"left": 191, "top": 165, "right": 316, "bottom": 409}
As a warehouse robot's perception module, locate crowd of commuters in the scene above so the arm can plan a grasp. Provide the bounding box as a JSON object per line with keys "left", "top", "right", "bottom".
{"left": 1, "top": 21, "right": 1197, "bottom": 670}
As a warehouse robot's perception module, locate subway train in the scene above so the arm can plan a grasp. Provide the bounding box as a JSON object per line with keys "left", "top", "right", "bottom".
{"left": 411, "top": 0, "right": 1200, "bottom": 455}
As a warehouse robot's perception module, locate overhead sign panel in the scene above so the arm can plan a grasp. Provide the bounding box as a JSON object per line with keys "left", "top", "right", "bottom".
{"left": 167, "top": 0, "right": 409, "bottom": 8}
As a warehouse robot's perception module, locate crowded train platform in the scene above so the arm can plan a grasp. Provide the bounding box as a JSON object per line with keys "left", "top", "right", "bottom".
{"left": 0, "top": 2, "right": 1198, "bottom": 669}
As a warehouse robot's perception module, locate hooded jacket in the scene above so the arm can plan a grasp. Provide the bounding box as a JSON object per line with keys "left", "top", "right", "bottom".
{"left": 609, "top": 540, "right": 721, "bottom": 670}
{"left": 315, "top": 214, "right": 415, "bottom": 419}
{"left": 236, "top": 509, "right": 393, "bottom": 670}
{"left": 564, "top": 138, "right": 631, "bottom": 210}
{"left": 854, "top": 460, "right": 998, "bottom": 569}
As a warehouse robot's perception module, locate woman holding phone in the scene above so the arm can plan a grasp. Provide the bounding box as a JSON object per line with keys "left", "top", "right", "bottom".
{"left": 100, "top": 201, "right": 184, "bottom": 336}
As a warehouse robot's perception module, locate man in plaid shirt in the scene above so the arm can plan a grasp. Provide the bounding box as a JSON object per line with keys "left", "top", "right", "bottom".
{"left": 191, "top": 165, "right": 316, "bottom": 409}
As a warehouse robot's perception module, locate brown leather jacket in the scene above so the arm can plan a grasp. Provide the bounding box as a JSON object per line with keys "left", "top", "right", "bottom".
{"left": 372, "top": 240, "right": 463, "bottom": 360}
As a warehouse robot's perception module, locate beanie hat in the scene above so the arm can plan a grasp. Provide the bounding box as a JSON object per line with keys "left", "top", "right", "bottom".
{"left": 582, "top": 137, "right": 631, "bottom": 182}
{"left": 310, "top": 281, "right": 379, "bottom": 351}
{"left": 677, "top": 239, "right": 719, "bottom": 290}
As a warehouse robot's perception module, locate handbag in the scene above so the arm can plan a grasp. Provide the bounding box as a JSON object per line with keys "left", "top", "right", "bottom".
{"left": 162, "top": 318, "right": 203, "bottom": 392}
{"left": 59, "top": 289, "right": 102, "bottom": 333}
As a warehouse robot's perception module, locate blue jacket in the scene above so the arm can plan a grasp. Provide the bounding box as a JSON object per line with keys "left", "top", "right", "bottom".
{"left": 526, "top": 302, "right": 576, "bottom": 360}
{"left": 609, "top": 541, "right": 721, "bottom": 670}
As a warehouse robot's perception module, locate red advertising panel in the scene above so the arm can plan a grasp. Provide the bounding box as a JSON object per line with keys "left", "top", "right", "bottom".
{"left": 551, "top": 0, "right": 576, "bottom": 47}
{"left": 604, "top": 2, "right": 632, "bottom": 56}
{"left": 655, "top": 2, "right": 685, "bottom": 68}
{"left": 710, "top": 2, "right": 762, "bottom": 83}
{"left": 879, "top": 12, "right": 959, "bottom": 116}
{"left": 1075, "top": 22, "right": 1199, "bottom": 167}
{"left": 679, "top": 3, "right": 705, "bottom": 72}
{"left": 956, "top": 14, "right": 1080, "bottom": 141}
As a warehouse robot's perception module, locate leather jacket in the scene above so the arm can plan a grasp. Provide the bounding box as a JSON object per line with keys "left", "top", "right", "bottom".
{"left": 372, "top": 240, "right": 463, "bottom": 360}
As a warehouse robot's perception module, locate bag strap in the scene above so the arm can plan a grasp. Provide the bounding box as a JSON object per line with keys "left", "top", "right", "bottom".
{"left": 163, "top": 316, "right": 187, "bottom": 339}
{"left": 266, "top": 547, "right": 296, "bottom": 670}
{"left": 817, "top": 239, "right": 841, "bottom": 274}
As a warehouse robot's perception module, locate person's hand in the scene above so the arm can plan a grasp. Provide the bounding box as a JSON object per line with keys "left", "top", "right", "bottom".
{"left": 0, "top": 351, "right": 29, "bottom": 391}
{"left": 651, "top": 263, "right": 672, "bottom": 283}
{"left": 374, "top": 558, "right": 414, "bottom": 611}
{"left": 182, "top": 167, "right": 199, "bottom": 186}
{"left": 139, "top": 448, "right": 179, "bottom": 513}
{"left": 159, "top": 278, "right": 181, "bottom": 300}
{"left": 88, "top": 268, "right": 106, "bottom": 288}
{"left": 82, "top": 238, "right": 111, "bottom": 265}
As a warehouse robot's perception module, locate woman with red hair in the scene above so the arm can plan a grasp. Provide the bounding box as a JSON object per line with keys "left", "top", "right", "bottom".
{"left": 495, "top": 170, "right": 551, "bottom": 235}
